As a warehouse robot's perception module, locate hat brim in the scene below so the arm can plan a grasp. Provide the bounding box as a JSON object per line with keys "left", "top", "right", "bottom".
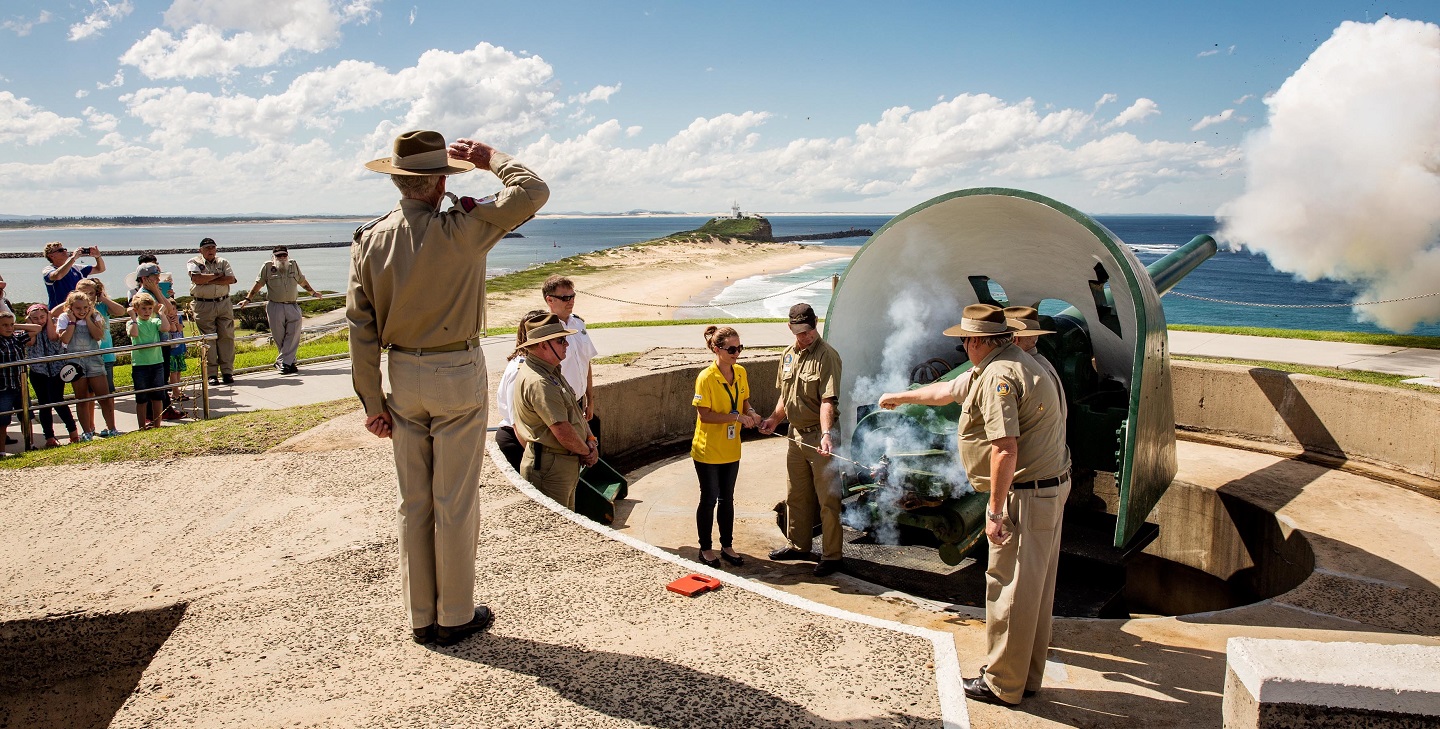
{"left": 364, "top": 157, "right": 475, "bottom": 176}
{"left": 943, "top": 322, "right": 1017, "bottom": 337}
{"left": 523, "top": 327, "right": 578, "bottom": 347}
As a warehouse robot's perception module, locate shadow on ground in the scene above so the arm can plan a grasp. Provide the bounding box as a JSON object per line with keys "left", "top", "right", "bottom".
{"left": 445, "top": 633, "right": 935, "bottom": 728}
{"left": 0, "top": 603, "right": 187, "bottom": 729}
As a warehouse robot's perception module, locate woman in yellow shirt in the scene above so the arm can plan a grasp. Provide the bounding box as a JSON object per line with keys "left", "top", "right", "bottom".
{"left": 691, "top": 325, "right": 761, "bottom": 568}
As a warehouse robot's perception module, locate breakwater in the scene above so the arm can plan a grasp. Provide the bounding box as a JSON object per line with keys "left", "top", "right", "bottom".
{"left": 772, "top": 229, "right": 873, "bottom": 243}
{"left": 0, "top": 232, "right": 524, "bottom": 259}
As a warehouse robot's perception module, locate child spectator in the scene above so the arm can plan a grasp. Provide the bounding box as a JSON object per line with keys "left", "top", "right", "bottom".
{"left": 126, "top": 292, "right": 173, "bottom": 430}
{"left": 133, "top": 262, "right": 187, "bottom": 419}
{"left": 76, "top": 277, "right": 126, "bottom": 393}
{"left": 24, "top": 304, "right": 79, "bottom": 447}
{"left": 56, "top": 290, "right": 120, "bottom": 440}
{"left": 0, "top": 310, "right": 43, "bottom": 454}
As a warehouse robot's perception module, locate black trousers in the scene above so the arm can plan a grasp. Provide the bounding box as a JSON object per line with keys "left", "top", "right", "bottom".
{"left": 495, "top": 425, "right": 524, "bottom": 471}
{"left": 694, "top": 460, "right": 740, "bottom": 551}
{"left": 29, "top": 372, "right": 76, "bottom": 438}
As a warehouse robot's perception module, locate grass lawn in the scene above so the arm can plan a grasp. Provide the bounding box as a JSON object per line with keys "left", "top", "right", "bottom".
{"left": 107, "top": 331, "right": 349, "bottom": 389}
{"left": 1174, "top": 355, "right": 1436, "bottom": 392}
{"left": 1169, "top": 324, "right": 1440, "bottom": 350}
{"left": 2, "top": 397, "right": 360, "bottom": 469}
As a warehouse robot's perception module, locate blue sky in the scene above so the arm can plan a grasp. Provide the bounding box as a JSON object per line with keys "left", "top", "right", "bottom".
{"left": 1, "top": 0, "right": 1437, "bottom": 216}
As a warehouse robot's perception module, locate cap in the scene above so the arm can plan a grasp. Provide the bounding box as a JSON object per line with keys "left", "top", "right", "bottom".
{"left": 137, "top": 262, "right": 162, "bottom": 278}
{"left": 199, "top": 238, "right": 217, "bottom": 248}
{"left": 788, "top": 303, "right": 818, "bottom": 334}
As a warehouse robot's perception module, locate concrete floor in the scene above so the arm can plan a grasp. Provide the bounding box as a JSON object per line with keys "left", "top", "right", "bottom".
{"left": 620, "top": 437, "right": 1440, "bottom": 728}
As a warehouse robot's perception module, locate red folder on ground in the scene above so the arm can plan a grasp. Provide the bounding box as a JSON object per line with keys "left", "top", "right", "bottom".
{"left": 666, "top": 573, "right": 722, "bottom": 597}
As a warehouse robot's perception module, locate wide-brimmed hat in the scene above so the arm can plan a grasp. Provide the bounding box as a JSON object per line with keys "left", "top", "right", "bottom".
{"left": 1004, "top": 306, "right": 1055, "bottom": 336}
{"left": 521, "top": 313, "right": 577, "bottom": 348}
{"left": 364, "top": 130, "right": 475, "bottom": 176}
{"left": 943, "top": 304, "right": 1017, "bottom": 338}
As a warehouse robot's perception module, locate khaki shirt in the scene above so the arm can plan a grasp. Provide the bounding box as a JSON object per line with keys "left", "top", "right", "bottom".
{"left": 957, "top": 343, "right": 1069, "bottom": 491}
{"left": 776, "top": 336, "right": 842, "bottom": 431}
{"left": 514, "top": 355, "right": 591, "bottom": 452}
{"left": 254, "top": 260, "right": 309, "bottom": 303}
{"left": 187, "top": 256, "right": 235, "bottom": 299}
{"left": 347, "top": 152, "right": 549, "bottom": 416}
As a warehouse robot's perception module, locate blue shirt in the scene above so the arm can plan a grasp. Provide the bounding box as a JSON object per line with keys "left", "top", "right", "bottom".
{"left": 41, "top": 263, "right": 93, "bottom": 308}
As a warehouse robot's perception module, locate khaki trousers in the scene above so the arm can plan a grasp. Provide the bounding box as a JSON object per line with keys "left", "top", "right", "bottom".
{"left": 386, "top": 347, "right": 487, "bottom": 629}
{"left": 784, "top": 428, "right": 844, "bottom": 561}
{"left": 266, "top": 301, "right": 303, "bottom": 367}
{"left": 520, "top": 447, "right": 580, "bottom": 510}
{"left": 982, "top": 478, "right": 1070, "bottom": 704}
{"left": 193, "top": 299, "right": 235, "bottom": 375}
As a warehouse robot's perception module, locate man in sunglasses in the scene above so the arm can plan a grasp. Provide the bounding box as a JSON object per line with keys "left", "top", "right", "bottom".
{"left": 240, "top": 246, "right": 320, "bottom": 375}
{"left": 42, "top": 241, "right": 106, "bottom": 308}
{"left": 513, "top": 313, "right": 598, "bottom": 508}
{"left": 541, "top": 275, "right": 599, "bottom": 438}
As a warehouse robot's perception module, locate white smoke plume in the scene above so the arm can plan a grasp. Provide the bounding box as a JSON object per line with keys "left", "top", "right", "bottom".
{"left": 1217, "top": 17, "right": 1440, "bottom": 332}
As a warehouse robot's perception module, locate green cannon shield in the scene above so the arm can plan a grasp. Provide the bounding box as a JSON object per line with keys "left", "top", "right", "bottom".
{"left": 825, "top": 188, "right": 1215, "bottom": 560}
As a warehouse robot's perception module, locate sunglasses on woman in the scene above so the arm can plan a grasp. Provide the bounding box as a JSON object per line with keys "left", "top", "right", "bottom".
{"left": 719, "top": 344, "right": 744, "bottom": 355}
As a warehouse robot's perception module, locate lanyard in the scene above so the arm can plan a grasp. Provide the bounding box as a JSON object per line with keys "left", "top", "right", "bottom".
{"left": 720, "top": 380, "right": 738, "bottom": 414}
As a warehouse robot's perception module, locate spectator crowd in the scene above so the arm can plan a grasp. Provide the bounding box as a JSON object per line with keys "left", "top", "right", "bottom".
{"left": 0, "top": 238, "right": 324, "bottom": 455}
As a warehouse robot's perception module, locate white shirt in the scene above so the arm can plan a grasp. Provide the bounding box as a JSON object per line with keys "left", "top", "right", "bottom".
{"left": 558, "top": 313, "right": 597, "bottom": 402}
{"left": 496, "top": 356, "right": 524, "bottom": 428}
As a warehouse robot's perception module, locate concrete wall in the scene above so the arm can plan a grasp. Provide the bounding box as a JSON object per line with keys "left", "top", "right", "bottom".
{"left": 594, "top": 357, "right": 780, "bottom": 466}
{"left": 1172, "top": 361, "right": 1440, "bottom": 482}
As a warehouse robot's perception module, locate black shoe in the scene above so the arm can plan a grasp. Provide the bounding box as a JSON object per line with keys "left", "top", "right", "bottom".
{"left": 435, "top": 605, "right": 494, "bottom": 647}
{"left": 963, "top": 676, "right": 1019, "bottom": 707}
{"left": 208, "top": 376, "right": 219, "bottom": 386}
{"left": 768, "top": 547, "right": 812, "bottom": 561}
{"left": 813, "top": 559, "right": 843, "bottom": 577}
{"left": 697, "top": 550, "right": 721, "bottom": 568}
{"left": 283, "top": 364, "right": 299, "bottom": 375}
{"left": 1024, "top": 689, "right": 1038, "bottom": 698}
{"left": 720, "top": 550, "right": 744, "bottom": 567}
{"left": 221, "top": 373, "right": 235, "bottom": 385}
{"left": 412, "top": 624, "right": 436, "bottom": 645}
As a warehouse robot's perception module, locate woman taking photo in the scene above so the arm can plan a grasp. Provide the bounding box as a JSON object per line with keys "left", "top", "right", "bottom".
{"left": 690, "top": 325, "right": 760, "bottom": 568}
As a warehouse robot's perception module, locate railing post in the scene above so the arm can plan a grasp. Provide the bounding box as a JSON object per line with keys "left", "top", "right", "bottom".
{"left": 199, "top": 342, "right": 211, "bottom": 420}
{"left": 19, "top": 369, "right": 33, "bottom": 450}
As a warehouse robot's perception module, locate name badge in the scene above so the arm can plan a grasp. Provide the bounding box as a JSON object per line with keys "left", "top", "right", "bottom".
{"left": 781, "top": 353, "right": 794, "bottom": 378}
{"left": 726, "top": 423, "right": 737, "bottom": 440}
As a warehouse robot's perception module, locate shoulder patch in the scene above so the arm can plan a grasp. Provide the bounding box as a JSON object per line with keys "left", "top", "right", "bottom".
{"left": 996, "top": 382, "right": 1012, "bottom": 396}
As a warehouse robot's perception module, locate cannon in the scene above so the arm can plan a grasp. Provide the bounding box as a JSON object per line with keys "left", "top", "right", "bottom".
{"left": 822, "top": 188, "right": 1216, "bottom": 575}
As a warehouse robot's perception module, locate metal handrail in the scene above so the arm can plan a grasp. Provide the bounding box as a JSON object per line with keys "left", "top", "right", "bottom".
{"left": 1, "top": 333, "right": 218, "bottom": 451}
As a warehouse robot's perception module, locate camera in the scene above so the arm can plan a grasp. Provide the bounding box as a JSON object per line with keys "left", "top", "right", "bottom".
{"left": 79, "top": 247, "right": 94, "bottom": 256}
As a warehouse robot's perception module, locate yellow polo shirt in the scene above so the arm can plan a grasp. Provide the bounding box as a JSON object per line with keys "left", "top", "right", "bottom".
{"left": 691, "top": 362, "right": 750, "bottom": 464}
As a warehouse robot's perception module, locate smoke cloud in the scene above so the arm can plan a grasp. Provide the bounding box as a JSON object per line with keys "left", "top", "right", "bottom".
{"left": 1217, "top": 17, "right": 1440, "bottom": 332}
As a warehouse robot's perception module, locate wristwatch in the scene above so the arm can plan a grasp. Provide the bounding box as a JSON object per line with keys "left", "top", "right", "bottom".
{"left": 986, "top": 508, "right": 1005, "bottom": 524}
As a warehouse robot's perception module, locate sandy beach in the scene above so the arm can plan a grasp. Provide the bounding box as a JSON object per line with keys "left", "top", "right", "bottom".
{"left": 485, "top": 238, "right": 858, "bottom": 327}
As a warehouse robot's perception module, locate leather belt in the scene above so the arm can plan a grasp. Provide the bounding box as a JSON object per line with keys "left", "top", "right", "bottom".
{"left": 267, "top": 300, "right": 298, "bottom": 305}
{"left": 792, "top": 423, "right": 822, "bottom": 435}
{"left": 193, "top": 296, "right": 230, "bottom": 302}
{"left": 388, "top": 337, "right": 480, "bottom": 355}
{"left": 1012, "top": 473, "right": 1071, "bottom": 490}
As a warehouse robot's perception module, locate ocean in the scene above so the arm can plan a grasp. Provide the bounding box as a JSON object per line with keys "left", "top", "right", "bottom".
{"left": 2, "top": 214, "right": 1436, "bottom": 336}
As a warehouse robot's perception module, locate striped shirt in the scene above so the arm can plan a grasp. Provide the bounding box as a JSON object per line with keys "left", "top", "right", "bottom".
{"left": 0, "top": 331, "right": 32, "bottom": 391}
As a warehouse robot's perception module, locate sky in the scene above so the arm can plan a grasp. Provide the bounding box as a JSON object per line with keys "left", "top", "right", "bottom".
{"left": 1, "top": 0, "right": 1437, "bottom": 217}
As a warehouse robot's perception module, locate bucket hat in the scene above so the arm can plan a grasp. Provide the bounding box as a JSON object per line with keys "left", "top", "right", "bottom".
{"left": 521, "top": 313, "right": 577, "bottom": 348}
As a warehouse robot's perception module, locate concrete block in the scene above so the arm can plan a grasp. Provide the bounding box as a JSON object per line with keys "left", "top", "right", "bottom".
{"left": 1224, "top": 637, "right": 1440, "bottom": 728}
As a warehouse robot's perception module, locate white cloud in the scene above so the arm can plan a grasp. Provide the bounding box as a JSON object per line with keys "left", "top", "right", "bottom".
{"left": 122, "top": 43, "right": 561, "bottom": 148}
{"left": 408, "top": 7, "right": 417, "bottom": 25}
{"left": 1198, "top": 48, "right": 1220, "bottom": 57}
{"left": 121, "top": 0, "right": 378, "bottom": 79}
{"left": 1109, "top": 98, "right": 1159, "bottom": 127}
{"left": 76, "top": 90, "right": 90, "bottom": 98}
{"left": 0, "top": 92, "right": 83, "bottom": 144}
{"left": 3, "top": 10, "right": 53, "bottom": 36}
{"left": 1233, "top": 93, "right": 1254, "bottom": 105}
{"left": 69, "top": 1, "right": 133, "bottom": 41}
{"left": 1094, "top": 93, "right": 1118, "bottom": 110}
{"left": 1191, "top": 108, "right": 1235, "bottom": 130}
{"left": 570, "top": 84, "right": 621, "bottom": 105}
{"left": 83, "top": 107, "right": 120, "bottom": 132}
{"left": 97, "top": 70, "right": 125, "bottom": 90}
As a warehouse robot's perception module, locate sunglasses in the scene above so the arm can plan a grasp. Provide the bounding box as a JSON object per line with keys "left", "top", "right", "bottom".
{"left": 547, "top": 293, "right": 576, "bottom": 302}
{"left": 719, "top": 344, "right": 744, "bottom": 355}
{"left": 274, "top": 252, "right": 289, "bottom": 258}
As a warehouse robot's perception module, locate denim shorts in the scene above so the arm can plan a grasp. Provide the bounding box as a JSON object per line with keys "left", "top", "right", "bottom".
{"left": 0, "top": 388, "right": 18, "bottom": 427}
{"left": 133, "top": 363, "right": 168, "bottom": 403}
{"left": 73, "top": 355, "right": 106, "bottom": 379}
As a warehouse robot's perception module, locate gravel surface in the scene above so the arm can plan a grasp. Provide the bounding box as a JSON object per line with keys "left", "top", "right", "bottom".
{"left": 1, "top": 425, "right": 943, "bottom": 727}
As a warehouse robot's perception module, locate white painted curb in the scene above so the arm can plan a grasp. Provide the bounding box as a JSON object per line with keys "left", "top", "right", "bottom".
{"left": 489, "top": 441, "right": 970, "bottom": 729}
